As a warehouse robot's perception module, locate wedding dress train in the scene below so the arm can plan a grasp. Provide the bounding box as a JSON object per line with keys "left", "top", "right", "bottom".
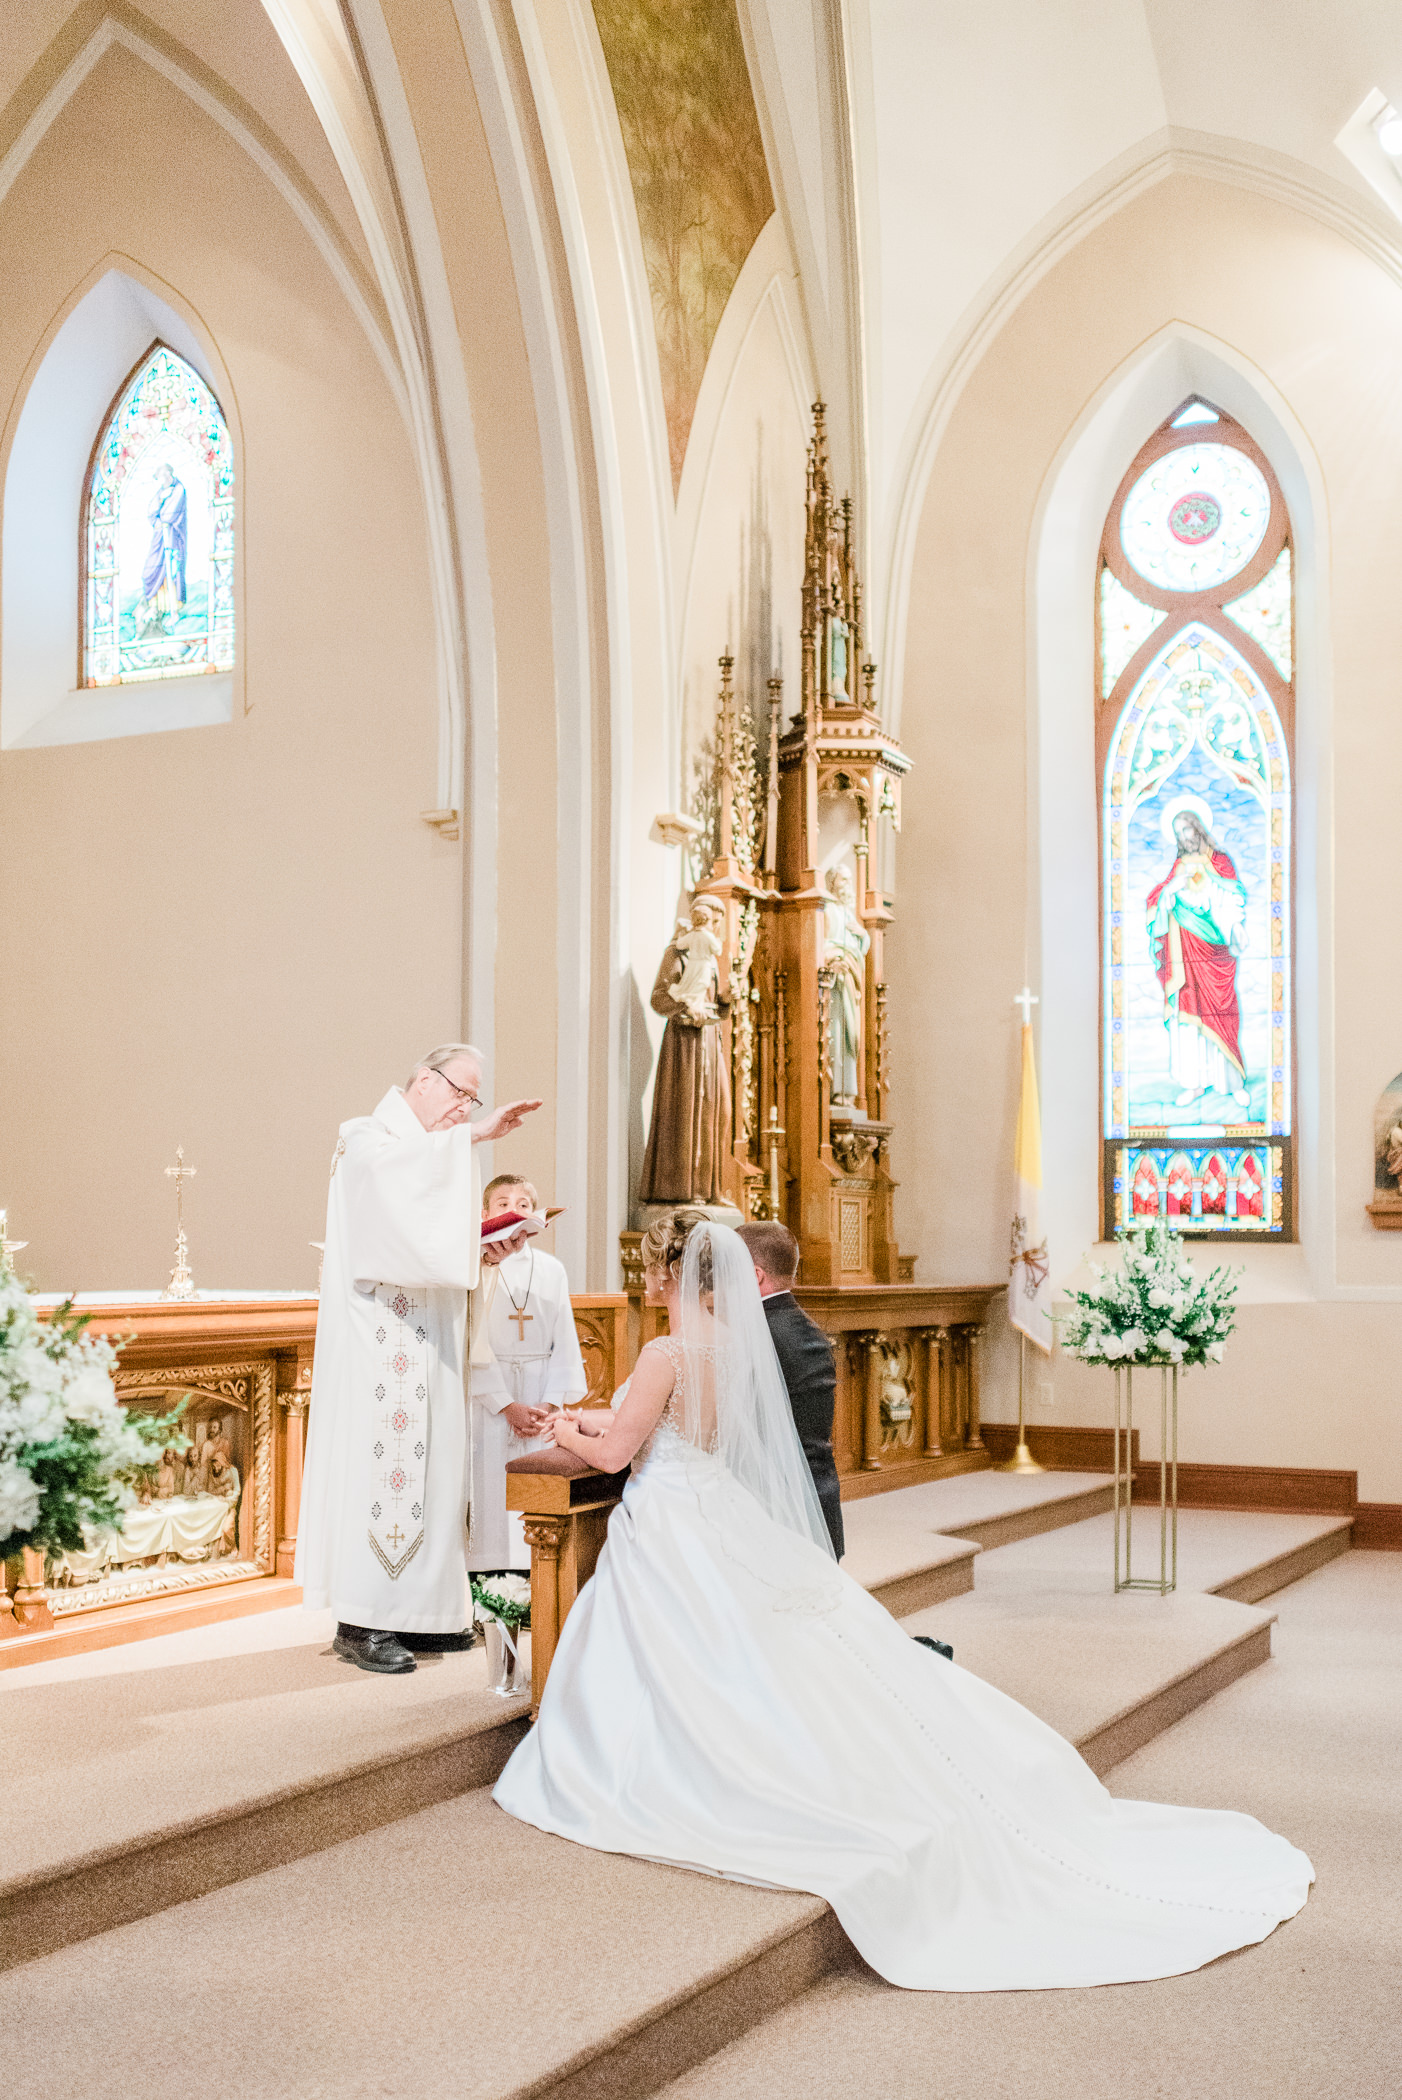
{"left": 494, "top": 1342, "right": 1311, "bottom": 1994}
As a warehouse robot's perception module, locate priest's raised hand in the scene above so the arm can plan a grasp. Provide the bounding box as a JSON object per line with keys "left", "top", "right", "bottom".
{"left": 295, "top": 1042, "right": 543, "bottom": 1676}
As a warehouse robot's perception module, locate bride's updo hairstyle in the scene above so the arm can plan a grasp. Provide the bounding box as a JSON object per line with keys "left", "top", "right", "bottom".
{"left": 640, "top": 1206, "right": 714, "bottom": 1292}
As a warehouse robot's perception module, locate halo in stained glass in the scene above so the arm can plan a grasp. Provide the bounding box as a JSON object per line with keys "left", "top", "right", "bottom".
{"left": 84, "top": 343, "right": 235, "bottom": 688}
{"left": 1119, "top": 444, "right": 1270, "bottom": 595}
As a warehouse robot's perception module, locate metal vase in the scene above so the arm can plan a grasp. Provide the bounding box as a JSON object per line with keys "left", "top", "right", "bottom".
{"left": 482, "top": 1616, "right": 530, "bottom": 1697}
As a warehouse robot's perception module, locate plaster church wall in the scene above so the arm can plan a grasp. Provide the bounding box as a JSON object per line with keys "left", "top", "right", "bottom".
{"left": 0, "top": 43, "right": 454, "bottom": 1293}
{"left": 892, "top": 172, "right": 1402, "bottom": 1499}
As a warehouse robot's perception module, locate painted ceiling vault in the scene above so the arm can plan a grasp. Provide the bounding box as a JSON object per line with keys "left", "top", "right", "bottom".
{"left": 590, "top": 0, "right": 774, "bottom": 491}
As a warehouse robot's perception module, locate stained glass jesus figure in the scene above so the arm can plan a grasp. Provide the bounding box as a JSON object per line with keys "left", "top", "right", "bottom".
{"left": 139, "top": 463, "right": 188, "bottom": 630}
{"left": 1147, "top": 808, "right": 1250, "bottom": 1111}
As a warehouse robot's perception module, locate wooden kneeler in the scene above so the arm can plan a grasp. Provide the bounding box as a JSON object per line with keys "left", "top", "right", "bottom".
{"left": 505, "top": 1451, "right": 628, "bottom": 1716}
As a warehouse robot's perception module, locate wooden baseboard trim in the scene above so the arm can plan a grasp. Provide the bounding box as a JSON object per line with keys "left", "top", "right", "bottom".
{"left": 980, "top": 1427, "right": 1402, "bottom": 1547}
{"left": 1152, "top": 1461, "right": 1358, "bottom": 1516}
{"left": 1353, "top": 1503, "right": 1402, "bottom": 1550}
{"left": 981, "top": 1424, "right": 1136, "bottom": 1471}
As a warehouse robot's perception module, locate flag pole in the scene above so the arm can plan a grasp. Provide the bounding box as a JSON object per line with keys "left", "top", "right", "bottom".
{"left": 1001, "top": 986, "right": 1046, "bottom": 1472}
{"left": 998, "top": 1332, "right": 1044, "bottom": 1472}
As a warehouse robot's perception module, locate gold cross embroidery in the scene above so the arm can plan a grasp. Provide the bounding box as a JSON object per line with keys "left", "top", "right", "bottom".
{"left": 386, "top": 1524, "right": 405, "bottom": 1550}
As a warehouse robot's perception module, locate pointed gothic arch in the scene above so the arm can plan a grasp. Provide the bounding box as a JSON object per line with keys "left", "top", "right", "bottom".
{"left": 80, "top": 341, "right": 235, "bottom": 690}
{"left": 1099, "top": 400, "right": 1295, "bottom": 1239}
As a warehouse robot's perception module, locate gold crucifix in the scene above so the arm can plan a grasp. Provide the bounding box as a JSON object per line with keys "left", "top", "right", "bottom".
{"left": 508, "top": 1304, "right": 533, "bottom": 1340}
{"left": 161, "top": 1146, "right": 198, "bottom": 1300}
{"left": 386, "top": 1524, "right": 405, "bottom": 1550}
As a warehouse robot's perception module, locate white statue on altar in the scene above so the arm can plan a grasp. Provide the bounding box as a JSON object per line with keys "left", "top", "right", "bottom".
{"left": 823, "top": 864, "right": 870, "bottom": 1106}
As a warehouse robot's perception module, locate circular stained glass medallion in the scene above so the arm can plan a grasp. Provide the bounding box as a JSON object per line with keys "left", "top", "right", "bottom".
{"left": 1119, "top": 443, "right": 1270, "bottom": 593}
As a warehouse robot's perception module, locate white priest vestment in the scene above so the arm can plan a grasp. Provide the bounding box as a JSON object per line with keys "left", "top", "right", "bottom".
{"left": 467, "top": 1245, "right": 587, "bottom": 1571}
{"left": 296, "top": 1087, "right": 480, "bottom": 1633}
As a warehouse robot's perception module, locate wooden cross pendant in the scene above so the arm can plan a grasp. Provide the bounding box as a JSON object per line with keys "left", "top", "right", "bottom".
{"left": 509, "top": 1305, "right": 533, "bottom": 1340}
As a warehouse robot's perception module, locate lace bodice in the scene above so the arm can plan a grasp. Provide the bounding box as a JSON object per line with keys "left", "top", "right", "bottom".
{"left": 618, "top": 1334, "right": 718, "bottom": 1466}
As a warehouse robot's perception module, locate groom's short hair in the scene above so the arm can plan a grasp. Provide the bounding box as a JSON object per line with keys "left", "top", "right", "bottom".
{"left": 736, "top": 1221, "right": 799, "bottom": 1282}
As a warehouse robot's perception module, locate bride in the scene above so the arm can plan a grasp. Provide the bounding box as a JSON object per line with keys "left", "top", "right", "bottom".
{"left": 493, "top": 1209, "right": 1311, "bottom": 1991}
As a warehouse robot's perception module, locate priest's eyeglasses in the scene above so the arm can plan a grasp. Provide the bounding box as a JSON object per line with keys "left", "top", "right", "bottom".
{"left": 434, "top": 1070, "right": 482, "bottom": 1108}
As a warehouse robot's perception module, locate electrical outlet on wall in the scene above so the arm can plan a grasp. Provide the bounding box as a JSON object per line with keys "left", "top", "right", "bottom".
{"left": 1038, "top": 1381, "right": 1055, "bottom": 1410}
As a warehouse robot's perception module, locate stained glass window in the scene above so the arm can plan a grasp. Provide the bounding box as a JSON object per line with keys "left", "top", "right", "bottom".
{"left": 1099, "top": 405, "right": 1293, "bottom": 1239}
{"left": 1225, "top": 548, "right": 1292, "bottom": 680}
{"left": 1119, "top": 443, "right": 1271, "bottom": 594}
{"left": 1100, "top": 567, "right": 1166, "bottom": 697}
{"left": 82, "top": 344, "right": 234, "bottom": 688}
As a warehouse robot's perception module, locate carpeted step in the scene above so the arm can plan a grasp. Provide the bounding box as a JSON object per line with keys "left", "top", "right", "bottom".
{"left": 0, "top": 1786, "right": 858, "bottom": 2100}
{"left": 0, "top": 1607, "right": 529, "bottom": 1970}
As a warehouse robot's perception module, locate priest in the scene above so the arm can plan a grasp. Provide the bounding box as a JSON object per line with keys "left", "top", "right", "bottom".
{"left": 296, "top": 1045, "right": 542, "bottom": 1675}
{"left": 468, "top": 1176, "right": 588, "bottom": 1572}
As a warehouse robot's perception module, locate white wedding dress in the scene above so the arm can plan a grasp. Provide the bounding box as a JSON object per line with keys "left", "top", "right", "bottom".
{"left": 494, "top": 1284, "right": 1311, "bottom": 1992}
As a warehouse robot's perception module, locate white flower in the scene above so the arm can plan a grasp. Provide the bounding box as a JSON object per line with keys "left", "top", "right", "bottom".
{"left": 63, "top": 1362, "right": 119, "bottom": 1425}
{"left": 1120, "top": 1327, "right": 1148, "bottom": 1357}
{"left": 1146, "top": 1286, "right": 1173, "bottom": 1309}
{"left": 2, "top": 1339, "right": 62, "bottom": 1403}
{"left": 1154, "top": 1331, "right": 1185, "bottom": 1362}
{"left": 0, "top": 1455, "right": 40, "bottom": 1541}
{"left": 1099, "top": 1333, "right": 1127, "bottom": 1360}
{"left": 5, "top": 1386, "right": 67, "bottom": 1450}
{"left": 1206, "top": 1341, "right": 1225, "bottom": 1363}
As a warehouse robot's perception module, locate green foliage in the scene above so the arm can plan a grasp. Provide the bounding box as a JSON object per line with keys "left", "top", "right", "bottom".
{"left": 0, "top": 1276, "right": 184, "bottom": 1561}
{"left": 1056, "top": 1221, "right": 1239, "bottom": 1370}
{"left": 471, "top": 1574, "right": 531, "bottom": 1630}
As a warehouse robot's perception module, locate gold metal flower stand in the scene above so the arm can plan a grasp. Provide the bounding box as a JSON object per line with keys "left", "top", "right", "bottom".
{"left": 1112, "top": 1363, "right": 1178, "bottom": 1594}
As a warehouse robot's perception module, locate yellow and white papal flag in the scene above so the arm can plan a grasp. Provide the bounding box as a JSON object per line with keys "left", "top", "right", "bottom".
{"left": 1009, "top": 1018, "right": 1051, "bottom": 1352}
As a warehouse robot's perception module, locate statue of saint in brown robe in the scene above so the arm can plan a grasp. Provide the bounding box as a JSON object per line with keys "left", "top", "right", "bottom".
{"left": 639, "top": 899, "right": 732, "bottom": 1204}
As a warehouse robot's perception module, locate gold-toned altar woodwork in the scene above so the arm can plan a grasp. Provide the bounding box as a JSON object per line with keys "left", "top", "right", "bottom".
{"left": 505, "top": 1463, "right": 628, "bottom": 1716}
{"left": 651, "top": 405, "right": 914, "bottom": 1284}
{"left": 624, "top": 404, "right": 1003, "bottom": 1503}
{"left": 795, "top": 1284, "right": 1003, "bottom": 1496}
{"left": 3, "top": 1289, "right": 631, "bottom": 1668}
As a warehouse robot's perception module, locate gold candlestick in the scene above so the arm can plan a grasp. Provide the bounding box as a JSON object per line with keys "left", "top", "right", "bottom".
{"left": 765, "top": 1107, "right": 786, "bottom": 1221}
{"left": 161, "top": 1148, "right": 198, "bottom": 1300}
{"left": 0, "top": 1209, "right": 28, "bottom": 1277}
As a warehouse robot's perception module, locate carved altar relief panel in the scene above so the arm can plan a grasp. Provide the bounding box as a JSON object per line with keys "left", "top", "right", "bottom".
{"left": 45, "top": 1360, "right": 274, "bottom": 1615}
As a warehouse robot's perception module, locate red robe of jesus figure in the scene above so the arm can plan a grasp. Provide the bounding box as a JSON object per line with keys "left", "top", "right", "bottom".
{"left": 1146, "top": 811, "right": 1250, "bottom": 1111}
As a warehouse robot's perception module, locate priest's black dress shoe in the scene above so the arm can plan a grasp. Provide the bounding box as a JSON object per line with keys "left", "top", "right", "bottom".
{"left": 332, "top": 1624, "right": 416, "bottom": 1673}
{"left": 913, "top": 1635, "right": 955, "bottom": 1662}
{"left": 398, "top": 1627, "right": 478, "bottom": 1654}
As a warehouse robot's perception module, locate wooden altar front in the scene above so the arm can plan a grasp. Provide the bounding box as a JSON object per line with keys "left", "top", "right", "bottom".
{"left": 1, "top": 1289, "right": 631, "bottom": 1669}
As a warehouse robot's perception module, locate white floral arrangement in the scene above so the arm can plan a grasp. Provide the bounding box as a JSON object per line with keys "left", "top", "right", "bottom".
{"left": 0, "top": 1270, "right": 174, "bottom": 1559}
{"left": 1056, "top": 1221, "right": 1239, "bottom": 1369}
{"left": 471, "top": 1572, "right": 531, "bottom": 1629}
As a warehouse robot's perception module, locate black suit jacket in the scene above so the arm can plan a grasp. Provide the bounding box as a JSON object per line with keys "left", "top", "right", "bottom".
{"left": 763, "top": 1293, "right": 845, "bottom": 1560}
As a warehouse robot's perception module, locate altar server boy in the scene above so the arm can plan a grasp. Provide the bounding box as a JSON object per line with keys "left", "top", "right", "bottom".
{"left": 467, "top": 1177, "right": 588, "bottom": 1572}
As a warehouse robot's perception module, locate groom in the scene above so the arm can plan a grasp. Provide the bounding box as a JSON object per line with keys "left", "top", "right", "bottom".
{"left": 736, "top": 1221, "right": 844, "bottom": 1559}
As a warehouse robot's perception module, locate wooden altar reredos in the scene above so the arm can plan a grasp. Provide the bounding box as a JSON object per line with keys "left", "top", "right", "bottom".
{"left": 629, "top": 403, "right": 1002, "bottom": 1497}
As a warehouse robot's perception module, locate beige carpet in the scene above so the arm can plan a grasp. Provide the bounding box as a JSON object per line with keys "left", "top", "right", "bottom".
{"left": 0, "top": 1781, "right": 830, "bottom": 2100}
{"left": 666, "top": 1549, "right": 1402, "bottom": 2100}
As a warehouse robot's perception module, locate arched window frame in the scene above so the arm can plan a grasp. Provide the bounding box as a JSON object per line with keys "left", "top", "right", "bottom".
{"left": 79, "top": 339, "right": 236, "bottom": 691}
{"left": 1098, "top": 401, "right": 1295, "bottom": 1242}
